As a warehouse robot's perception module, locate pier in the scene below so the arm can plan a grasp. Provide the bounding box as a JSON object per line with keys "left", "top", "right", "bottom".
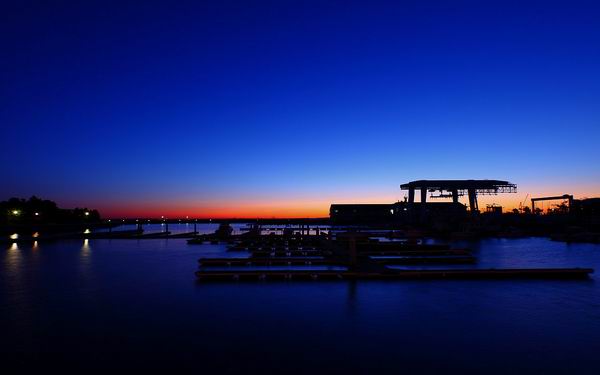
{"left": 194, "top": 228, "right": 595, "bottom": 282}
{"left": 195, "top": 268, "right": 593, "bottom": 281}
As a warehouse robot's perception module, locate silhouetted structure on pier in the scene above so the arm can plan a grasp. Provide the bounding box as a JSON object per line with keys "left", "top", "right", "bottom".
{"left": 330, "top": 179, "right": 516, "bottom": 224}
{"left": 572, "top": 198, "right": 600, "bottom": 217}
{"left": 531, "top": 194, "right": 574, "bottom": 213}
{"left": 330, "top": 202, "right": 466, "bottom": 224}
{"left": 400, "top": 179, "right": 517, "bottom": 213}
{"left": 329, "top": 204, "right": 396, "bottom": 223}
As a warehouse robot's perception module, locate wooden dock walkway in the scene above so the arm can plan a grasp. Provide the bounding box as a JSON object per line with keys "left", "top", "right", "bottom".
{"left": 198, "top": 255, "right": 476, "bottom": 267}
{"left": 195, "top": 268, "right": 594, "bottom": 281}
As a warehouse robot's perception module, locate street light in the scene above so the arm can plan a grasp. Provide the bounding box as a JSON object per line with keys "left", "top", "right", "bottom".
{"left": 11, "top": 210, "right": 20, "bottom": 216}
{"left": 84, "top": 212, "right": 90, "bottom": 216}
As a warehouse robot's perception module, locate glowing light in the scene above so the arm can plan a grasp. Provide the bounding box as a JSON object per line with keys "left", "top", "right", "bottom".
{"left": 84, "top": 229, "right": 91, "bottom": 234}
{"left": 11, "top": 210, "right": 20, "bottom": 215}
{"left": 34, "top": 212, "right": 39, "bottom": 216}
{"left": 84, "top": 212, "right": 90, "bottom": 216}
{"left": 32, "top": 232, "right": 40, "bottom": 238}
{"left": 81, "top": 239, "right": 91, "bottom": 254}
{"left": 10, "top": 233, "right": 18, "bottom": 240}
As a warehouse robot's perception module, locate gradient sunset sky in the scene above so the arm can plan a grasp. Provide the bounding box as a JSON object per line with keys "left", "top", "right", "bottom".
{"left": 2, "top": 1, "right": 599, "bottom": 218}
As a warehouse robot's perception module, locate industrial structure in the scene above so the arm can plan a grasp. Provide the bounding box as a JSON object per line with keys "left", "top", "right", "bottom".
{"left": 572, "top": 198, "right": 600, "bottom": 217}
{"left": 330, "top": 179, "right": 517, "bottom": 223}
{"left": 529, "top": 195, "right": 600, "bottom": 218}
{"left": 531, "top": 194, "right": 574, "bottom": 213}
{"left": 400, "top": 179, "right": 517, "bottom": 213}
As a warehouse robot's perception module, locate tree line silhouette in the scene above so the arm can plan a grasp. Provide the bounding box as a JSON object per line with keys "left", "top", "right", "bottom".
{"left": 0, "top": 196, "right": 100, "bottom": 225}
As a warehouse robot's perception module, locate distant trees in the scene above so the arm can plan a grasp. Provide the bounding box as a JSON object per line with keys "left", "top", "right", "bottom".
{"left": 0, "top": 196, "right": 100, "bottom": 225}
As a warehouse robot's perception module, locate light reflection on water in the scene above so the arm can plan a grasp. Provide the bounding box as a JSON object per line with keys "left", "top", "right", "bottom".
{"left": 78, "top": 238, "right": 95, "bottom": 292}
{"left": 6, "top": 242, "right": 22, "bottom": 273}
{"left": 80, "top": 239, "right": 92, "bottom": 268}
{"left": 81, "top": 238, "right": 91, "bottom": 257}
{"left": 1, "top": 236, "right": 600, "bottom": 372}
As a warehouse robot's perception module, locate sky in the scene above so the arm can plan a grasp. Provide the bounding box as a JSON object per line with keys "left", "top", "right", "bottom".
{"left": 1, "top": 0, "right": 600, "bottom": 218}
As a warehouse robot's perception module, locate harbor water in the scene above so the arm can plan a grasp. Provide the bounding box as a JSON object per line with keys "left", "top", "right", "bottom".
{"left": 2, "top": 225, "right": 600, "bottom": 373}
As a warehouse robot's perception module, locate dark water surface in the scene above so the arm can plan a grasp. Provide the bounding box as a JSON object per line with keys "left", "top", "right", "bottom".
{"left": 2, "top": 232, "right": 600, "bottom": 373}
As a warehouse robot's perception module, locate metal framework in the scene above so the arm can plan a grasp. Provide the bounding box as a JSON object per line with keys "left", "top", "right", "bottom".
{"left": 400, "top": 179, "right": 517, "bottom": 213}
{"left": 531, "top": 194, "right": 573, "bottom": 213}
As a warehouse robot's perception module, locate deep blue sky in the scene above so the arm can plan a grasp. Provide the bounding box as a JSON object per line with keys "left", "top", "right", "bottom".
{"left": 2, "top": 0, "right": 599, "bottom": 217}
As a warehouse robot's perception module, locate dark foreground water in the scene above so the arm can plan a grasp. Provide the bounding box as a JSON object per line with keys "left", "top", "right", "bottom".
{"left": 2, "top": 228, "right": 600, "bottom": 373}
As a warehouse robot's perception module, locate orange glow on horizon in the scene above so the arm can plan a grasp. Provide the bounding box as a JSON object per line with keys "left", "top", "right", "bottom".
{"left": 83, "top": 183, "right": 600, "bottom": 219}
{"left": 99, "top": 199, "right": 334, "bottom": 219}
{"left": 98, "top": 196, "right": 598, "bottom": 219}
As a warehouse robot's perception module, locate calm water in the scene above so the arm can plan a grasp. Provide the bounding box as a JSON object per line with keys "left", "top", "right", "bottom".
{"left": 2, "top": 228, "right": 600, "bottom": 373}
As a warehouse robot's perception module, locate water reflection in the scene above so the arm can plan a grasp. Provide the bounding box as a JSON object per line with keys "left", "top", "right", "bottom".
{"left": 347, "top": 281, "right": 357, "bottom": 314}
{"left": 30, "top": 241, "right": 40, "bottom": 264}
{"left": 5, "top": 242, "right": 22, "bottom": 275}
{"left": 3, "top": 240, "right": 35, "bottom": 343}
{"left": 0, "top": 236, "right": 598, "bottom": 374}
{"left": 81, "top": 239, "right": 91, "bottom": 256}
{"left": 79, "top": 239, "right": 92, "bottom": 276}
{"left": 77, "top": 239, "right": 96, "bottom": 294}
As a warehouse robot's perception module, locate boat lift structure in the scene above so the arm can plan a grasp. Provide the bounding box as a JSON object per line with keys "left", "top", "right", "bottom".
{"left": 400, "top": 179, "right": 517, "bottom": 213}
{"left": 531, "top": 194, "right": 574, "bottom": 214}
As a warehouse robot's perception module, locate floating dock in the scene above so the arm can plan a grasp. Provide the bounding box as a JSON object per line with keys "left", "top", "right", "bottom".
{"left": 195, "top": 268, "right": 594, "bottom": 281}
{"left": 199, "top": 257, "right": 330, "bottom": 266}
{"left": 368, "top": 255, "right": 476, "bottom": 264}
{"left": 192, "top": 230, "right": 595, "bottom": 282}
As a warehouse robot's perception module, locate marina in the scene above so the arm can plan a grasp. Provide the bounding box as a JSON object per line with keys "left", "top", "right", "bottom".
{"left": 3, "top": 1, "right": 600, "bottom": 372}
{"left": 3, "top": 233, "right": 599, "bottom": 372}
{"left": 3, "top": 222, "right": 596, "bottom": 283}
{"left": 190, "top": 224, "right": 595, "bottom": 282}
